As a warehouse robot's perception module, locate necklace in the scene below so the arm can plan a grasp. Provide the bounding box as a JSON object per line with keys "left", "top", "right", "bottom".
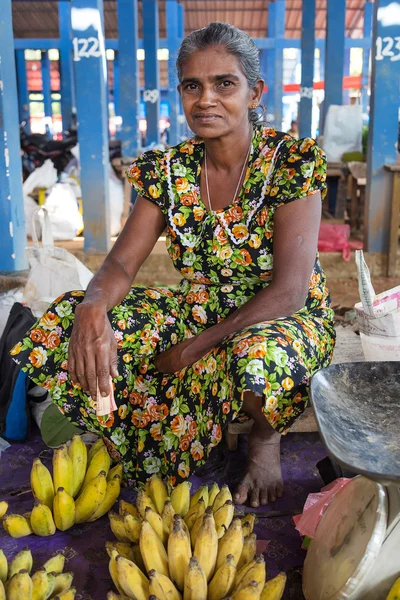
{"left": 204, "top": 139, "right": 252, "bottom": 212}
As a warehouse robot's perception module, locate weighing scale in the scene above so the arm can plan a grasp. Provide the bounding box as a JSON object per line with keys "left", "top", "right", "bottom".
{"left": 303, "top": 362, "right": 400, "bottom": 600}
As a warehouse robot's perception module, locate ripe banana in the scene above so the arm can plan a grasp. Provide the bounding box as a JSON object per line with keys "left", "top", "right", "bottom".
{"left": 109, "top": 511, "right": 131, "bottom": 542}
{"left": 123, "top": 513, "right": 142, "bottom": 543}
{"left": 53, "top": 445, "right": 74, "bottom": 497}
{"left": 145, "top": 506, "right": 167, "bottom": 544}
{"left": 82, "top": 445, "right": 111, "bottom": 489}
{"left": 168, "top": 516, "right": 192, "bottom": 591}
{"left": 53, "top": 487, "right": 75, "bottom": 531}
{"left": 0, "top": 580, "right": 5, "bottom": 600}
{"left": 46, "top": 571, "right": 56, "bottom": 598}
{"left": 140, "top": 520, "right": 170, "bottom": 577}
{"left": 87, "top": 437, "right": 104, "bottom": 462}
{"left": 174, "top": 514, "right": 190, "bottom": 541}
{"left": 107, "top": 592, "right": 131, "bottom": 600}
{"left": 170, "top": 482, "right": 191, "bottom": 517}
{"left": 2, "top": 514, "right": 32, "bottom": 538}
{"left": 116, "top": 555, "right": 149, "bottom": 600}
{"left": 232, "top": 580, "right": 260, "bottom": 600}
{"left": 9, "top": 549, "right": 33, "bottom": 579}
{"left": 214, "top": 500, "right": 234, "bottom": 538}
{"left": 108, "top": 463, "right": 123, "bottom": 482}
{"left": 183, "top": 556, "right": 207, "bottom": 600}
{"left": 132, "top": 542, "right": 146, "bottom": 574}
{"left": 105, "top": 541, "right": 136, "bottom": 562}
{"left": 136, "top": 488, "right": 158, "bottom": 519}
{"left": 88, "top": 474, "right": 121, "bottom": 521}
{"left": 0, "top": 501, "right": 8, "bottom": 519}
{"left": 54, "top": 587, "right": 76, "bottom": 599}
{"left": 67, "top": 434, "right": 88, "bottom": 498}
{"left": 149, "top": 569, "right": 182, "bottom": 600}
{"left": 241, "top": 514, "right": 256, "bottom": 536}
{"left": 235, "top": 558, "right": 258, "bottom": 590}
{"left": 30, "top": 458, "right": 55, "bottom": 510}
{"left": 31, "top": 501, "right": 56, "bottom": 536}
{"left": 7, "top": 569, "right": 33, "bottom": 599}
{"left": 208, "top": 483, "right": 220, "bottom": 508}
{"left": 31, "top": 567, "right": 49, "bottom": 600}
{"left": 260, "top": 573, "right": 286, "bottom": 600}
{"left": 193, "top": 511, "right": 218, "bottom": 582}
{"left": 43, "top": 553, "right": 65, "bottom": 574}
{"left": 119, "top": 500, "right": 138, "bottom": 518}
{"left": 184, "top": 498, "right": 206, "bottom": 532}
{"left": 236, "top": 555, "right": 266, "bottom": 591}
{"left": 0, "top": 550, "right": 7, "bottom": 583}
{"left": 74, "top": 470, "right": 107, "bottom": 523}
{"left": 237, "top": 534, "right": 257, "bottom": 572}
{"left": 208, "top": 554, "right": 236, "bottom": 600}
{"left": 161, "top": 499, "right": 176, "bottom": 536}
{"left": 212, "top": 484, "right": 232, "bottom": 513}
{"left": 190, "top": 486, "right": 208, "bottom": 509}
{"left": 148, "top": 474, "right": 168, "bottom": 515}
{"left": 190, "top": 508, "right": 209, "bottom": 550}
{"left": 53, "top": 572, "right": 74, "bottom": 596}
{"left": 217, "top": 517, "right": 244, "bottom": 570}
{"left": 109, "top": 549, "right": 125, "bottom": 596}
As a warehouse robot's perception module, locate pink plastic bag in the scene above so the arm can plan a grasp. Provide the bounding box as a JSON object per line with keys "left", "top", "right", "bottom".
{"left": 318, "top": 223, "right": 362, "bottom": 261}
{"left": 293, "top": 478, "right": 351, "bottom": 538}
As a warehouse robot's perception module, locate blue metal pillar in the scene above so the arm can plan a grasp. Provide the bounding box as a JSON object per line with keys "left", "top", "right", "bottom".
{"left": 0, "top": 0, "right": 27, "bottom": 271}
{"left": 365, "top": 0, "right": 400, "bottom": 254}
{"left": 260, "top": 50, "right": 269, "bottom": 110}
{"left": 59, "top": 0, "right": 76, "bottom": 132}
{"left": 299, "top": 0, "right": 315, "bottom": 138}
{"left": 343, "top": 48, "right": 351, "bottom": 104}
{"left": 323, "top": 0, "right": 346, "bottom": 130}
{"left": 41, "top": 51, "right": 53, "bottom": 135}
{"left": 117, "top": 0, "right": 141, "bottom": 155}
{"left": 143, "top": 0, "right": 160, "bottom": 146}
{"left": 267, "top": 3, "right": 276, "bottom": 121}
{"left": 166, "top": 0, "right": 180, "bottom": 146}
{"left": 71, "top": 0, "right": 111, "bottom": 253}
{"left": 268, "top": 0, "right": 285, "bottom": 130}
{"left": 15, "top": 49, "right": 30, "bottom": 131}
{"left": 177, "top": 2, "right": 186, "bottom": 140}
{"left": 361, "top": 1, "right": 373, "bottom": 116}
{"left": 113, "top": 51, "right": 120, "bottom": 117}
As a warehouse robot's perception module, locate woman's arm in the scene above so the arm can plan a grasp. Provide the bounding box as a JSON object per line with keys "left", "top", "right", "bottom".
{"left": 155, "top": 192, "right": 321, "bottom": 373}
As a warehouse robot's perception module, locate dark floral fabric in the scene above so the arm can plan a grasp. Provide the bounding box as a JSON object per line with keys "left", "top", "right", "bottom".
{"left": 12, "top": 126, "right": 335, "bottom": 487}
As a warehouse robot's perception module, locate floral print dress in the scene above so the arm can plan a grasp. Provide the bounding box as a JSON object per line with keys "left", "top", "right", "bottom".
{"left": 12, "top": 126, "right": 335, "bottom": 487}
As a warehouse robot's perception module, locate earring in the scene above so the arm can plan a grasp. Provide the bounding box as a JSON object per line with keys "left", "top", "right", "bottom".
{"left": 251, "top": 103, "right": 258, "bottom": 109}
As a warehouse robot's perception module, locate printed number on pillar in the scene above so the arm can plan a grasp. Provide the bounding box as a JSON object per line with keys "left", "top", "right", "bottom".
{"left": 73, "top": 38, "right": 102, "bottom": 61}
{"left": 375, "top": 36, "right": 400, "bottom": 62}
{"left": 143, "top": 90, "right": 160, "bottom": 104}
{"left": 300, "top": 87, "right": 313, "bottom": 99}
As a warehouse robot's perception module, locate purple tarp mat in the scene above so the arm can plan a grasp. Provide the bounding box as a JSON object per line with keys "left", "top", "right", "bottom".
{"left": 0, "top": 431, "right": 327, "bottom": 599}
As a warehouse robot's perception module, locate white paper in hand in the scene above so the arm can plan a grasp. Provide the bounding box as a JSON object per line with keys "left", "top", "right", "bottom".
{"left": 96, "top": 377, "right": 117, "bottom": 416}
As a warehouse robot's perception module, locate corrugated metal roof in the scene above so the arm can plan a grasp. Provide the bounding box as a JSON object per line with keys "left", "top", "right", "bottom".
{"left": 12, "top": 0, "right": 369, "bottom": 40}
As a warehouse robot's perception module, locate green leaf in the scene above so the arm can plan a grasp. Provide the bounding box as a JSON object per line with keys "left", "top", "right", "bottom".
{"left": 40, "top": 404, "right": 83, "bottom": 448}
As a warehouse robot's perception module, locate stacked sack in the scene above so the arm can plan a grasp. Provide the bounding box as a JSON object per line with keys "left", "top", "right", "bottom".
{"left": 2, "top": 436, "right": 122, "bottom": 537}
{"left": 0, "top": 549, "right": 75, "bottom": 599}
{"left": 106, "top": 478, "right": 286, "bottom": 600}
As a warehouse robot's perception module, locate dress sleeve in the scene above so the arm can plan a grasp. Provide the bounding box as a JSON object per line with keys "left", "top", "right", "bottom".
{"left": 125, "top": 149, "right": 166, "bottom": 212}
{"left": 270, "top": 137, "right": 327, "bottom": 207}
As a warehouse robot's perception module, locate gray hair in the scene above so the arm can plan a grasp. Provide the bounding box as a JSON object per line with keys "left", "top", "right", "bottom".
{"left": 176, "top": 22, "right": 266, "bottom": 125}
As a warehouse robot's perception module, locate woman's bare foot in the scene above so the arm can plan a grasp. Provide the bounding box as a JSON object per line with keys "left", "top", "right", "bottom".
{"left": 233, "top": 425, "right": 284, "bottom": 507}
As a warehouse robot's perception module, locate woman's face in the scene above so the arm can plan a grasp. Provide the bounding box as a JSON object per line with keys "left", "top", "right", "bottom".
{"left": 178, "top": 45, "right": 263, "bottom": 140}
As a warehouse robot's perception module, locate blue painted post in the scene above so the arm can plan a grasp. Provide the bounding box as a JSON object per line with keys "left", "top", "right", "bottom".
{"left": 362, "top": 1, "right": 373, "bottom": 116}
{"left": 143, "top": 0, "right": 160, "bottom": 146}
{"left": 113, "top": 51, "right": 120, "bottom": 117}
{"left": 177, "top": 3, "right": 184, "bottom": 39}
{"left": 166, "top": 0, "right": 180, "bottom": 146}
{"left": 270, "top": 0, "right": 285, "bottom": 130}
{"left": 41, "top": 51, "right": 53, "bottom": 135}
{"left": 59, "top": 0, "right": 76, "bottom": 132}
{"left": 177, "top": 3, "right": 186, "bottom": 140}
{"left": 299, "top": 0, "right": 315, "bottom": 138}
{"left": 71, "top": 0, "right": 111, "bottom": 254}
{"left": 15, "top": 49, "right": 30, "bottom": 131}
{"left": 117, "top": 0, "right": 141, "bottom": 155}
{"left": 260, "top": 50, "right": 269, "bottom": 111}
{"left": 365, "top": 0, "right": 400, "bottom": 255}
{"left": 343, "top": 48, "right": 351, "bottom": 104}
{"left": 0, "top": 0, "right": 27, "bottom": 271}
{"left": 267, "top": 3, "right": 276, "bottom": 121}
{"left": 323, "top": 0, "right": 346, "bottom": 129}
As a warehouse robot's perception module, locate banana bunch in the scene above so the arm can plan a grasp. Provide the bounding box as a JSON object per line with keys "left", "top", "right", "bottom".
{"left": 2, "top": 436, "right": 123, "bottom": 539}
{"left": 107, "top": 479, "right": 287, "bottom": 600}
{"left": 0, "top": 548, "right": 77, "bottom": 599}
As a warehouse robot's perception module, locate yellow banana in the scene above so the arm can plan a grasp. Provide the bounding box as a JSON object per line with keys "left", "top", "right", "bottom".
{"left": 53, "top": 446, "right": 74, "bottom": 497}
{"left": 168, "top": 516, "right": 192, "bottom": 591}
{"left": 260, "top": 573, "right": 286, "bottom": 600}
{"left": 193, "top": 510, "right": 218, "bottom": 582}
{"left": 136, "top": 488, "right": 158, "bottom": 520}
{"left": 190, "top": 509, "right": 208, "bottom": 550}
{"left": 145, "top": 506, "right": 167, "bottom": 544}
{"left": 132, "top": 542, "right": 146, "bottom": 574}
{"left": 123, "top": 513, "right": 142, "bottom": 543}
{"left": 232, "top": 580, "right": 260, "bottom": 600}
{"left": 174, "top": 514, "right": 190, "bottom": 542}
{"left": 45, "top": 572, "right": 56, "bottom": 598}
{"left": 31, "top": 502, "right": 56, "bottom": 536}
{"left": 214, "top": 500, "right": 234, "bottom": 538}
{"left": 67, "top": 434, "right": 88, "bottom": 498}
{"left": 236, "top": 555, "right": 266, "bottom": 591}
{"left": 208, "top": 554, "right": 237, "bottom": 600}
{"left": 183, "top": 556, "right": 207, "bottom": 600}
{"left": 87, "top": 437, "right": 104, "bottom": 462}
{"left": 7, "top": 569, "right": 33, "bottom": 599}
{"left": 0, "top": 550, "right": 7, "bottom": 583}
{"left": 241, "top": 514, "right": 256, "bottom": 536}
{"left": 88, "top": 474, "right": 121, "bottom": 521}
{"left": 170, "top": 482, "right": 191, "bottom": 517}
{"left": 208, "top": 483, "right": 220, "bottom": 508}
{"left": 53, "top": 587, "right": 76, "bottom": 599}
{"left": 237, "top": 533, "right": 257, "bottom": 572}
{"left": 105, "top": 541, "right": 136, "bottom": 562}
{"left": 82, "top": 445, "right": 111, "bottom": 489}
{"left": 108, "top": 463, "right": 123, "bottom": 482}
{"left": 148, "top": 474, "right": 168, "bottom": 514}
{"left": 53, "top": 487, "right": 75, "bottom": 531}
{"left": 107, "top": 593, "right": 131, "bottom": 600}
{"left": 43, "top": 554, "right": 65, "bottom": 574}
{"left": 30, "top": 458, "right": 54, "bottom": 510}
{"left": 149, "top": 569, "right": 182, "bottom": 600}
{"left": 116, "top": 555, "right": 149, "bottom": 600}
{"left": 109, "top": 549, "right": 125, "bottom": 596}
{"left": 140, "top": 520, "right": 170, "bottom": 577}
{"left": 184, "top": 498, "right": 206, "bottom": 532}
{"left": 190, "top": 486, "right": 208, "bottom": 509}
{"left": 53, "top": 572, "right": 74, "bottom": 596}
{"left": 212, "top": 484, "right": 232, "bottom": 513}
{"left": 109, "top": 511, "right": 131, "bottom": 542}
{"left": 8, "top": 548, "right": 33, "bottom": 579}
{"left": 119, "top": 500, "right": 138, "bottom": 518}
{"left": 0, "top": 501, "right": 8, "bottom": 519}
{"left": 161, "top": 499, "right": 176, "bottom": 536}
{"left": 2, "top": 514, "right": 32, "bottom": 538}
{"left": 235, "top": 558, "right": 258, "bottom": 590}
{"left": 217, "top": 518, "right": 244, "bottom": 570}
{"left": 31, "top": 568, "right": 49, "bottom": 600}
{"left": 0, "top": 580, "right": 5, "bottom": 600}
{"left": 75, "top": 470, "right": 107, "bottom": 523}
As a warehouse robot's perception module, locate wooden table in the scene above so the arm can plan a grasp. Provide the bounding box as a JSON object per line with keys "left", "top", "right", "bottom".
{"left": 326, "top": 162, "right": 349, "bottom": 219}
{"left": 386, "top": 164, "right": 400, "bottom": 277}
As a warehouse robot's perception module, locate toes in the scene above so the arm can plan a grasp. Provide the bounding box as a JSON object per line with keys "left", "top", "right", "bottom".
{"left": 233, "top": 483, "right": 250, "bottom": 505}
{"left": 260, "top": 491, "right": 269, "bottom": 506}
{"left": 249, "top": 487, "right": 260, "bottom": 508}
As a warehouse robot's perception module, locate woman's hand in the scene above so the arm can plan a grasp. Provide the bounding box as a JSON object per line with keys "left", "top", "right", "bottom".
{"left": 68, "top": 302, "right": 119, "bottom": 400}
{"left": 154, "top": 337, "right": 206, "bottom": 374}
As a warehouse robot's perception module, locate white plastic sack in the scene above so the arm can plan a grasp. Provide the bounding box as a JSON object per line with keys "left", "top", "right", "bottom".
{"left": 24, "top": 195, "right": 40, "bottom": 239}
{"left": 23, "top": 207, "right": 93, "bottom": 316}
{"left": 0, "top": 288, "right": 24, "bottom": 338}
{"left": 109, "top": 164, "right": 124, "bottom": 236}
{"left": 42, "top": 182, "right": 84, "bottom": 240}
{"left": 23, "top": 159, "right": 58, "bottom": 197}
{"left": 322, "top": 105, "right": 363, "bottom": 162}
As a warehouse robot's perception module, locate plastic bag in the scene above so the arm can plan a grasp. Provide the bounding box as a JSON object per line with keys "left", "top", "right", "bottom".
{"left": 318, "top": 223, "right": 362, "bottom": 261}
{"left": 23, "top": 207, "right": 93, "bottom": 316}
{"left": 42, "top": 182, "right": 84, "bottom": 240}
{"left": 322, "top": 105, "right": 363, "bottom": 162}
{"left": 109, "top": 164, "right": 124, "bottom": 236}
{"left": 22, "top": 159, "right": 58, "bottom": 197}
